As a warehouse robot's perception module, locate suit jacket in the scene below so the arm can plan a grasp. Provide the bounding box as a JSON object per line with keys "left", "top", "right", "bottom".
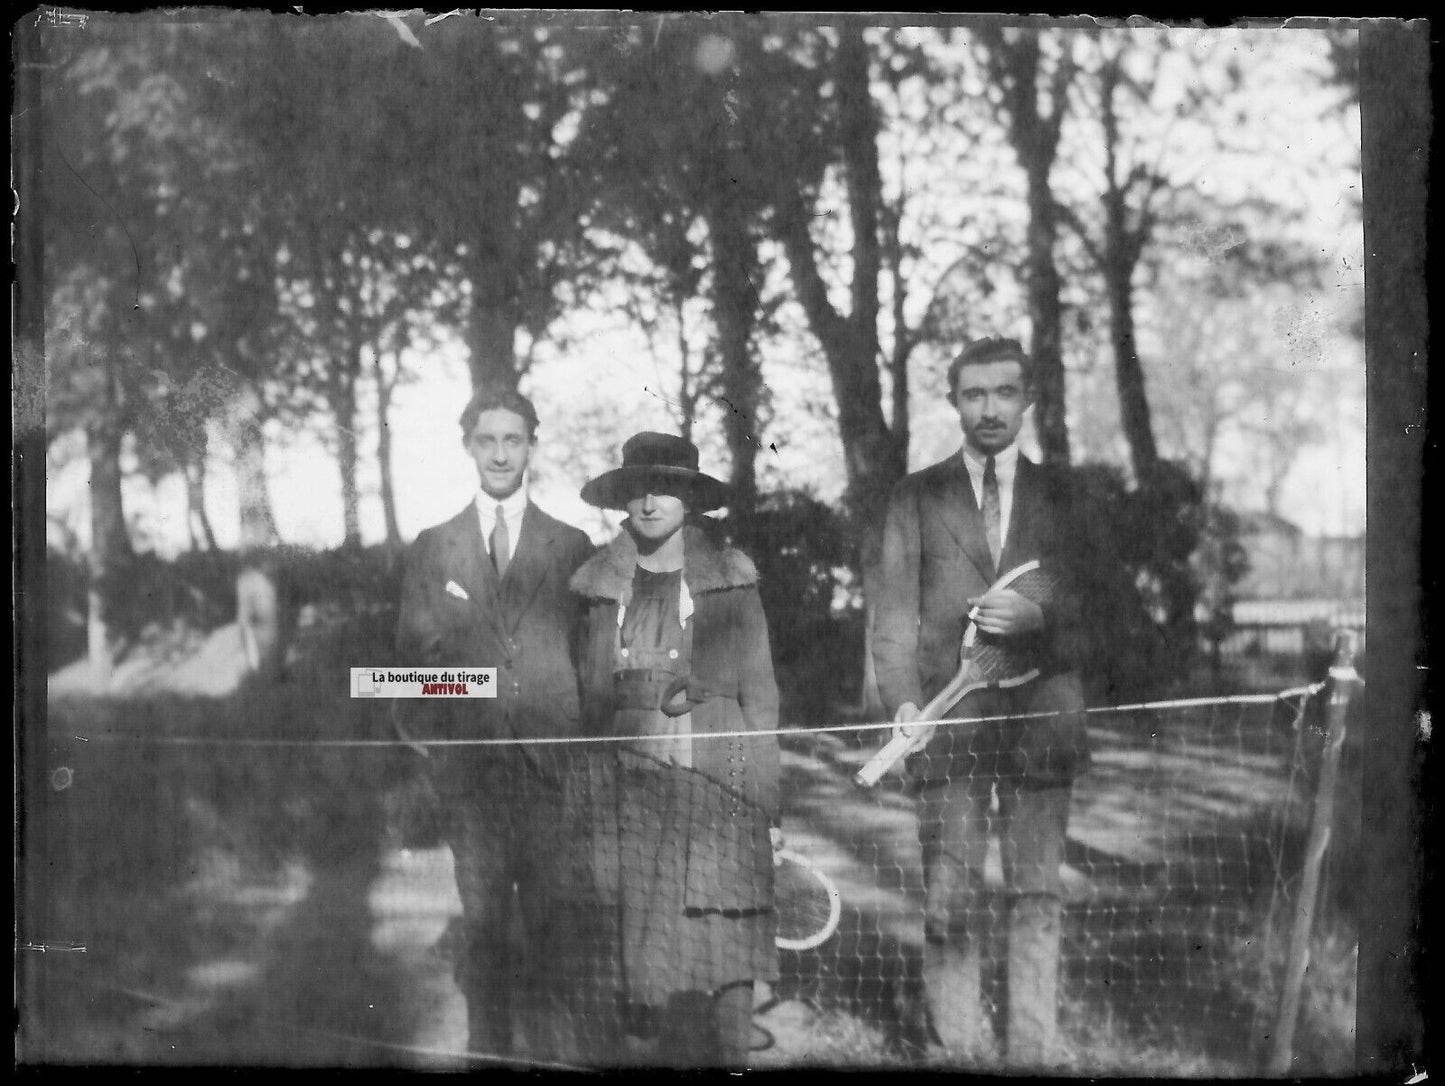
{"left": 394, "top": 500, "right": 595, "bottom": 789}
{"left": 873, "top": 452, "right": 1089, "bottom": 784}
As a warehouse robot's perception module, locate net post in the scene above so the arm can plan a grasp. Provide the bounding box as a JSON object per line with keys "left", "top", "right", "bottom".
{"left": 1267, "top": 632, "right": 1361, "bottom": 1074}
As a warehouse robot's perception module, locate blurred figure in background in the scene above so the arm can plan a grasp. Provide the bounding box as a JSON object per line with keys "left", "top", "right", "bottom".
{"left": 571, "top": 432, "right": 782, "bottom": 1068}
{"left": 237, "top": 554, "right": 293, "bottom": 679}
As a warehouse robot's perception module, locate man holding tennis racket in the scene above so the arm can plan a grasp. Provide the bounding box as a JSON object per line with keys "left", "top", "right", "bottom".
{"left": 873, "top": 337, "right": 1089, "bottom": 1067}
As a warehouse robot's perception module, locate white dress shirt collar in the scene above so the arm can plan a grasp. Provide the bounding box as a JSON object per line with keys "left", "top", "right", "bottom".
{"left": 960, "top": 441, "right": 1020, "bottom": 480}
{"left": 475, "top": 484, "right": 529, "bottom": 548}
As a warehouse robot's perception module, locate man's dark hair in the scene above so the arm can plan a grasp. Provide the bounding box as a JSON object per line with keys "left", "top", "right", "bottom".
{"left": 946, "top": 337, "right": 1034, "bottom": 398}
{"left": 458, "top": 387, "right": 540, "bottom": 441}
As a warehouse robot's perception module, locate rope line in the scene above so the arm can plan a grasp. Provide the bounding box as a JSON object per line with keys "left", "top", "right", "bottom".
{"left": 265, "top": 1018, "right": 593, "bottom": 1071}
{"left": 70, "top": 686, "right": 1325, "bottom": 748}
{"left": 76, "top": 979, "right": 591, "bottom": 1070}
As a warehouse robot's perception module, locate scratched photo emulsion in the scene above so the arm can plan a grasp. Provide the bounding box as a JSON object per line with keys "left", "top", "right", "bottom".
{"left": 16, "top": 9, "right": 1426, "bottom": 1075}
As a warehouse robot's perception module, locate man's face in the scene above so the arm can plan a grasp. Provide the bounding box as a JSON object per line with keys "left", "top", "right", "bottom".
{"left": 625, "top": 478, "right": 688, "bottom": 544}
{"left": 952, "top": 358, "right": 1031, "bottom": 456}
{"left": 466, "top": 408, "right": 534, "bottom": 501}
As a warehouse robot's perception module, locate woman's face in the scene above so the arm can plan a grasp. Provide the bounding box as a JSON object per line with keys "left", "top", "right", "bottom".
{"left": 625, "top": 478, "right": 688, "bottom": 543}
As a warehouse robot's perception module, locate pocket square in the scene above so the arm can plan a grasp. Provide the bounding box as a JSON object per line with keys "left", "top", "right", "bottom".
{"left": 445, "top": 580, "right": 470, "bottom": 601}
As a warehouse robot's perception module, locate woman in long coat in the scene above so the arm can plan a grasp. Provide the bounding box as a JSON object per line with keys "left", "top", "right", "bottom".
{"left": 570, "top": 431, "right": 781, "bottom": 1067}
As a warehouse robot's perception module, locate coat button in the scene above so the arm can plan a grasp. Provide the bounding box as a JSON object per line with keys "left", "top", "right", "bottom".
{"left": 668, "top": 649, "right": 679, "bottom": 659}
{"left": 620, "top": 647, "right": 629, "bottom": 658}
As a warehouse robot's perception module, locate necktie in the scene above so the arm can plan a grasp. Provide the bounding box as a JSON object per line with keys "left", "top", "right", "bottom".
{"left": 982, "top": 455, "right": 1002, "bottom": 571}
{"left": 490, "top": 504, "right": 510, "bottom": 579}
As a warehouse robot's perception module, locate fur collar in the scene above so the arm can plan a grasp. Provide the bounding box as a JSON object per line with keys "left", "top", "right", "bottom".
{"left": 570, "top": 523, "right": 758, "bottom": 602}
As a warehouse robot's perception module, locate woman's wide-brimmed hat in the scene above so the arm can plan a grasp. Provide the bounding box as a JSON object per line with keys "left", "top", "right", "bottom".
{"left": 580, "top": 431, "right": 730, "bottom": 512}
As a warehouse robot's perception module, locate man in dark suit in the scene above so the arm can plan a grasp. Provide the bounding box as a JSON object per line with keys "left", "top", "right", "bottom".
{"left": 873, "top": 337, "right": 1089, "bottom": 1067}
{"left": 394, "top": 388, "right": 595, "bottom": 1058}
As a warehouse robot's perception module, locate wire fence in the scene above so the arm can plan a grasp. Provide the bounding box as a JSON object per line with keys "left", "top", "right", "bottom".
{"left": 32, "top": 684, "right": 1353, "bottom": 1072}
{"left": 778, "top": 688, "right": 1340, "bottom": 1071}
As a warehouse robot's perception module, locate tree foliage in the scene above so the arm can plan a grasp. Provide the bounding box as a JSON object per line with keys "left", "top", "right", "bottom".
{"left": 35, "top": 13, "right": 1361, "bottom": 694}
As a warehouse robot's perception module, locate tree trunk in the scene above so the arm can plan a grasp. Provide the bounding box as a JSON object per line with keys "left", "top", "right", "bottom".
{"left": 183, "top": 465, "right": 202, "bottom": 552}
{"left": 465, "top": 260, "right": 520, "bottom": 395}
{"left": 1200, "top": 404, "right": 1221, "bottom": 503}
{"left": 834, "top": 24, "right": 904, "bottom": 577}
{"left": 227, "top": 382, "right": 287, "bottom": 679}
{"left": 228, "top": 382, "right": 280, "bottom": 551}
{"left": 1098, "top": 56, "right": 1160, "bottom": 484}
{"left": 1262, "top": 454, "right": 1287, "bottom": 519}
{"left": 674, "top": 297, "right": 698, "bottom": 445}
{"left": 374, "top": 352, "right": 402, "bottom": 549}
{"left": 838, "top": 27, "right": 883, "bottom": 376}
{"left": 775, "top": 193, "right": 903, "bottom": 562}
{"left": 771, "top": 27, "right": 906, "bottom": 713}
{"left": 1023, "top": 168, "right": 1070, "bottom": 466}
{"left": 1104, "top": 253, "right": 1159, "bottom": 482}
{"left": 986, "top": 28, "right": 1076, "bottom": 467}
{"left": 85, "top": 380, "right": 133, "bottom": 680}
{"left": 708, "top": 190, "right": 761, "bottom": 523}
{"left": 881, "top": 198, "right": 913, "bottom": 452}
{"left": 773, "top": 27, "right": 907, "bottom": 538}
{"left": 184, "top": 454, "right": 217, "bottom": 552}
{"left": 762, "top": 25, "right": 907, "bottom": 713}
{"left": 336, "top": 347, "right": 362, "bottom": 548}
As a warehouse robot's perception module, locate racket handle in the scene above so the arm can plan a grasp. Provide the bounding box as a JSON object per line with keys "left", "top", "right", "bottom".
{"left": 853, "top": 731, "right": 917, "bottom": 789}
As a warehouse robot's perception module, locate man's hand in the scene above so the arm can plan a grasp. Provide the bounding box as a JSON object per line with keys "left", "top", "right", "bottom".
{"left": 770, "top": 825, "right": 786, "bottom": 866}
{"left": 891, "top": 701, "right": 936, "bottom": 754}
{"left": 967, "top": 587, "right": 1044, "bottom": 637}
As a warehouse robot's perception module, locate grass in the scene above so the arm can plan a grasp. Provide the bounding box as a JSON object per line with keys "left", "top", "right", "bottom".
{"left": 751, "top": 997, "right": 907, "bottom": 1068}
{"left": 28, "top": 610, "right": 406, "bottom": 1064}
{"left": 750, "top": 918, "right": 1354, "bottom": 1076}
{"left": 1220, "top": 916, "right": 1358, "bottom": 1076}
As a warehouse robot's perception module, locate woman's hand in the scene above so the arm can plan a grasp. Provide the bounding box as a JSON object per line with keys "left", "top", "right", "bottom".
{"left": 770, "top": 825, "right": 786, "bottom": 865}
{"left": 661, "top": 676, "right": 712, "bottom": 717}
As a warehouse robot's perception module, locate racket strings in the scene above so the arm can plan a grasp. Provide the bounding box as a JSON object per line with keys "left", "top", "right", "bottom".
{"left": 997, "top": 566, "right": 1057, "bottom": 606}
{"left": 966, "top": 564, "right": 1059, "bottom": 682}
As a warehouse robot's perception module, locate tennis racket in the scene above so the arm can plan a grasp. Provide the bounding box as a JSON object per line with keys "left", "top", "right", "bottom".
{"left": 853, "top": 559, "right": 1058, "bottom": 789}
{"left": 772, "top": 849, "right": 841, "bottom": 951}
